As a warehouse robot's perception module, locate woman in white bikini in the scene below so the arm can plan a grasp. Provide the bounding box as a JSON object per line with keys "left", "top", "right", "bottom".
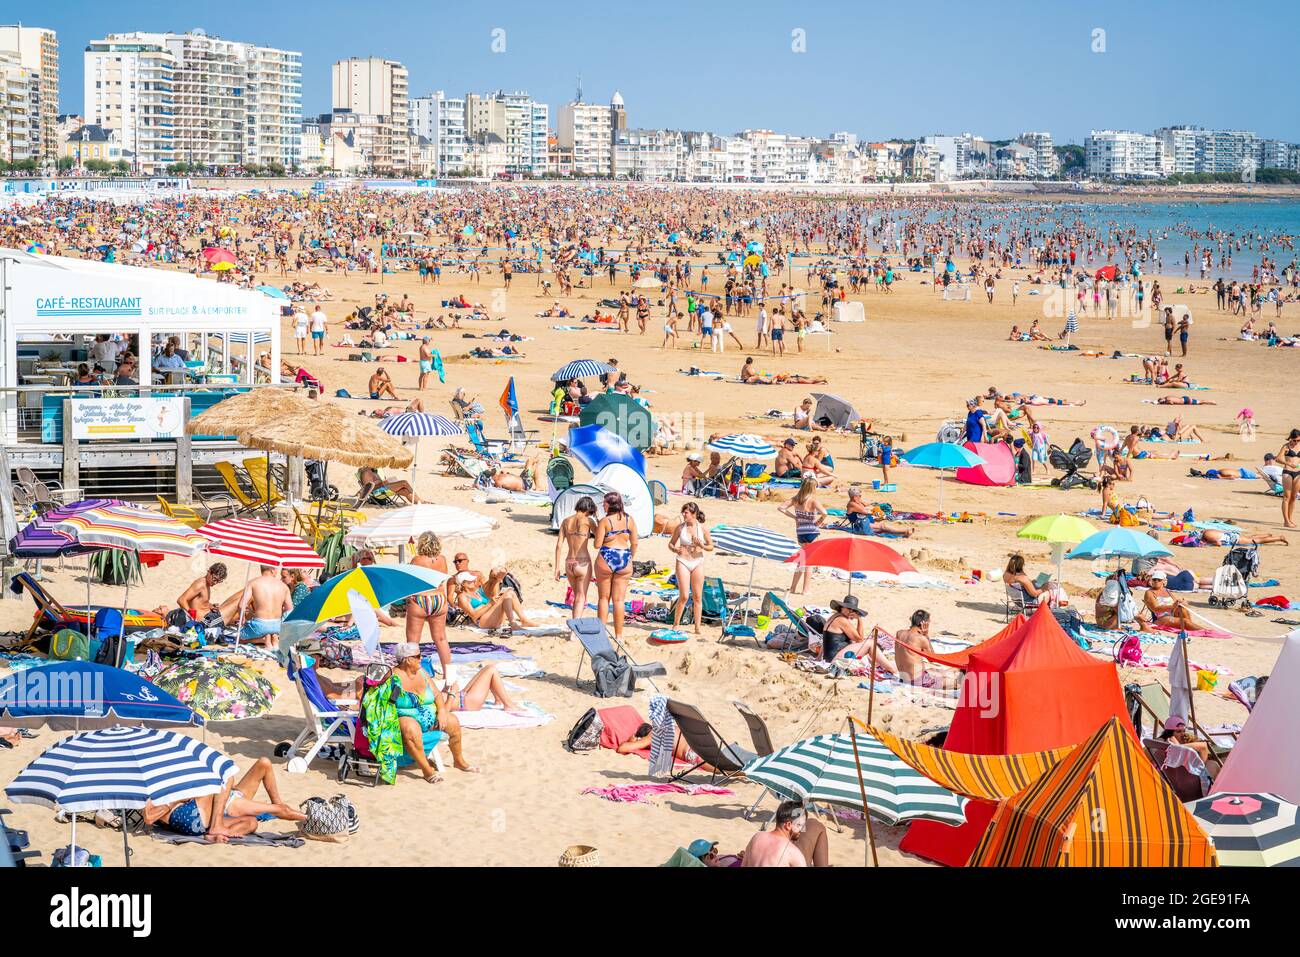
{"left": 555, "top": 496, "right": 597, "bottom": 618}
{"left": 1139, "top": 571, "right": 1195, "bottom": 632}
{"left": 670, "top": 503, "right": 714, "bottom": 634}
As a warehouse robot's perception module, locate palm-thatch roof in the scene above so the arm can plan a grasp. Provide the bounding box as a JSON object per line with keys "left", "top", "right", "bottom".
{"left": 186, "top": 387, "right": 318, "bottom": 437}
{"left": 238, "top": 403, "right": 414, "bottom": 469}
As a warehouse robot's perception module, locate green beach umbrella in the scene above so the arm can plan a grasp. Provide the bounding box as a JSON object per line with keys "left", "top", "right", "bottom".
{"left": 742, "top": 731, "right": 968, "bottom": 827}
{"left": 578, "top": 392, "right": 655, "bottom": 450}
{"left": 1017, "top": 514, "right": 1097, "bottom": 582}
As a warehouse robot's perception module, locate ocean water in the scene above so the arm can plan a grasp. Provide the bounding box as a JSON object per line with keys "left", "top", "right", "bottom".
{"left": 941, "top": 200, "right": 1300, "bottom": 280}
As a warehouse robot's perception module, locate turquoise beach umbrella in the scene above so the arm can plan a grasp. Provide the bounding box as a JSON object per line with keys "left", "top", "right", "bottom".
{"left": 1066, "top": 528, "right": 1172, "bottom": 561}
{"left": 902, "top": 442, "right": 985, "bottom": 470}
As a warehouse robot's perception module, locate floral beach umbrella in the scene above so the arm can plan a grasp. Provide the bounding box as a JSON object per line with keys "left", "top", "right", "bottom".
{"left": 150, "top": 659, "right": 279, "bottom": 722}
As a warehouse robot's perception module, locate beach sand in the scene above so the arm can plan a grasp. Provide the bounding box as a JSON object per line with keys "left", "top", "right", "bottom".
{"left": 1, "top": 234, "right": 1293, "bottom": 867}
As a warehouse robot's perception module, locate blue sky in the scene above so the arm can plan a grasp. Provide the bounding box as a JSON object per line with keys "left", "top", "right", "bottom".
{"left": 31, "top": 0, "right": 1299, "bottom": 144}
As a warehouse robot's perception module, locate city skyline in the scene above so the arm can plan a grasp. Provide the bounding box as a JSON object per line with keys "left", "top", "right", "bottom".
{"left": 20, "top": 0, "right": 1300, "bottom": 145}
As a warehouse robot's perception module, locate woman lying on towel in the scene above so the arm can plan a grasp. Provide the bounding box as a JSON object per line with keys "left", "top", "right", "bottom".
{"left": 143, "top": 757, "right": 306, "bottom": 842}
{"left": 616, "top": 722, "right": 720, "bottom": 774}
{"left": 838, "top": 486, "right": 913, "bottom": 537}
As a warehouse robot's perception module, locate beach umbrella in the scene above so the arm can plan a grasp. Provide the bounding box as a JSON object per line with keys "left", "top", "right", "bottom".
{"left": 256, "top": 284, "right": 289, "bottom": 300}
{"left": 902, "top": 442, "right": 986, "bottom": 513}
{"left": 786, "top": 536, "right": 917, "bottom": 594}
{"left": 1186, "top": 792, "right": 1300, "bottom": 867}
{"left": 1064, "top": 308, "right": 1078, "bottom": 346}
{"left": 197, "top": 518, "right": 324, "bottom": 568}
{"left": 210, "top": 260, "right": 236, "bottom": 272}
{"left": 202, "top": 246, "right": 235, "bottom": 264}
{"left": 551, "top": 359, "right": 616, "bottom": 382}
{"left": 1066, "top": 528, "right": 1172, "bottom": 561}
{"left": 567, "top": 424, "right": 646, "bottom": 476}
{"left": 711, "top": 524, "right": 799, "bottom": 623}
{"left": 378, "top": 413, "right": 461, "bottom": 438}
{"left": 186, "top": 388, "right": 318, "bottom": 438}
{"left": 1095, "top": 265, "right": 1118, "bottom": 281}
{"left": 343, "top": 504, "right": 497, "bottom": 551}
{"left": 7, "top": 498, "right": 124, "bottom": 559}
{"left": 150, "top": 659, "right": 279, "bottom": 722}
{"left": 51, "top": 504, "right": 206, "bottom": 557}
{"left": 240, "top": 403, "right": 413, "bottom": 469}
{"left": 0, "top": 661, "right": 202, "bottom": 730}
{"left": 705, "top": 434, "right": 777, "bottom": 460}
{"left": 5, "top": 725, "right": 237, "bottom": 866}
{"left": 742, "top": 731, "right": 968, "bottom": 827}
{"left": 1017, "top": 514, "right": 1097, "bottom": 583}
{"left": 579, "top": 392, "right": 655, "bottom": 449}
{"left": 810, "top": 394, "right": 861, "bottom": 430}
{"left": 285, "top": 562, "right": 451, "bottom": 624}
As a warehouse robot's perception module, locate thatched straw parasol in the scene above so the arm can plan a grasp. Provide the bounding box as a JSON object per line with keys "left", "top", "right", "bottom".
{"left": 186, "top": 387, "right": 319, "bottom": 437}
{"left": 239, "top": 403, "right": 414, "bottom": 469}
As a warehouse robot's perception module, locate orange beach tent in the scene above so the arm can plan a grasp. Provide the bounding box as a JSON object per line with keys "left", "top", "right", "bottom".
{"left": 900, "top": 603, "right": 1130, "bottom": 865}
{"left": 971, "top": 717, "right": 1217, "bottom": 867}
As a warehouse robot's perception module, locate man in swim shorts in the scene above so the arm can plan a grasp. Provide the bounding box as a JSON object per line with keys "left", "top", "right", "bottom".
{"left": 418, "top": 337, "right": 436, "bottom": 390}
{"left": 238, "top": 565, "right": 293, "bottom": 648}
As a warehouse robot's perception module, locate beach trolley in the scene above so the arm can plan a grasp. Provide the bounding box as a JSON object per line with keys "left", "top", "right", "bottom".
{"left": 0, "top": 248, "right": 282, "bottom": 503}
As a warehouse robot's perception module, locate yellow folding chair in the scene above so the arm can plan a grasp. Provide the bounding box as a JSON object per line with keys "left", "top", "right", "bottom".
{"left": 155, "top": 495, "right": 205, "bottom": 529}
{"left": 213, "top": 461, "right": 268, "bottom": 516}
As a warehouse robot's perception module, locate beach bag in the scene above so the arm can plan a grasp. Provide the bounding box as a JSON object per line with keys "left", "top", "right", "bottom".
{"left": 49, "top": 628, "right": 90, "bottom": 662}
{"left": 299, "top": 794, "right": 357, "bottom": 842}
{"left": 94, "top": 632, "right": 127, "bottom": 669}
{"left": 565, "top": 708, "right": 605, "bottom": 752}
{"left": 591, "top": 650, "right": 633, "bottom": 698}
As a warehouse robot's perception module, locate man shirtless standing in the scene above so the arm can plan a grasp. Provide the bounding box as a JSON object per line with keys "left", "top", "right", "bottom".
{"left": 238, "top": 565, "right": 293, "bottom": 648}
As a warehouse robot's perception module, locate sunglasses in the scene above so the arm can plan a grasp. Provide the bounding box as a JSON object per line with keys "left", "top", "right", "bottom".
{"left": 454, "top": 557, "right": 468, "bottom": 564}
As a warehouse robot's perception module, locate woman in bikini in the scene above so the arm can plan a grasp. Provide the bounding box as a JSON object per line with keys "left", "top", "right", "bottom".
{"left": 556, "top": 496, "right": 597, "bottom": 618}
{"left": 406, "top": 532, "right": 452, "bottom": 679}
{"left": 453, "top": 571, "right": 536, "bottom": 632}
{"left": 670, "top": 503, "right": 714, "bottom": 634}
{"left": 1139, "top": 572, "right": 1195, "bottom": 632}
{"left": 593, "top": 491, "right": 637, "bottom": 644}
{"left": 1280, "top": 429, "right": 1300, "bottom": 528}
{"left": 780, "top": 478, "right": 826, "bottom": 595}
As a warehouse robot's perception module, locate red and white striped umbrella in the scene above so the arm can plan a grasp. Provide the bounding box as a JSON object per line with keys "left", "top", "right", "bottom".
{"left": 197, "top": 519, "right": 325, "bottom": 569}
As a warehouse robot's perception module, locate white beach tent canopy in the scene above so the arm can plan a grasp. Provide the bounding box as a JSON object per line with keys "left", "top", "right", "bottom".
{"left": 1211, "top": 630, "right": 1300, "bottom": 804}
{"left": 0, "top": 247, "right": 282, "bottom": 442}
{"left": 549, "top": 464, "right": 655, "bottom": 537}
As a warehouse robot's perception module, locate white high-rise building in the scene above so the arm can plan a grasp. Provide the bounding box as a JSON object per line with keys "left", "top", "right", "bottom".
{"left": 922, "top": 133, "right": 977, "bottom": 180}
{"left": 332, "top": 57, "right": 411, "bottom": 172}
{"left": 84, "top": 30, "right": 301, "bottom": 173}
{"left": 1016, "top": 131, "right": 1058, "bottom": 177}
{"left": 0, "top": 25, "right": 57, "bottom": 163}
{"left": 557, "top": 95, "right": 616, "bottom": 176}
{"left": 0, "top": 50, "right": 35, "bottom": 163}
{"left": 612, "top": 128, "right": 682, "bottom": 181}
{"left": 1085, "top": 130, "right": 1164, "bottom": 179}
{"left": 465, "top": 90, "right": 548, "bottom": 175}
{"left": 410, "top": 91, "right": 466, "bottom": 176}
{"left": 1156, "top": 126, "right": 1262, "bottom": 175}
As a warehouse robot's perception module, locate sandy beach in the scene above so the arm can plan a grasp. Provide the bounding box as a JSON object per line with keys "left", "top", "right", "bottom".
{"left": 1, "top": 189, "right": 1296, "bottom": 868}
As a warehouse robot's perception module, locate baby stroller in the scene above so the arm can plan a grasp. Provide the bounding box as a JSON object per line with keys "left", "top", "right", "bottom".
{"left": 936, "top": 421, "right": 963, "bottom": 445}
{"left": 1048, "top": 438, "right": 1096, "bottom": 490}
{"left": 1209, "top": 545, "right": 1258, "bottom": 609}
{"left": 305, "top": 459, "right": 338, "bottom": 501}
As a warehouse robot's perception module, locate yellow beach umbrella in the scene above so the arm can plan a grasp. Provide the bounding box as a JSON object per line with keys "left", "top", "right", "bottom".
{"left": 1017, "top": 514, "right": 1097, "bottom": 582}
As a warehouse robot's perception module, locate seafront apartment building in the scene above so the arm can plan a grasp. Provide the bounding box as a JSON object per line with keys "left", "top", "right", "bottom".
{"left": 0, "top": 25, "right": 57, "bottom": 163}
{"left": 84, "top": 29, "right": 302, "bottom": 173}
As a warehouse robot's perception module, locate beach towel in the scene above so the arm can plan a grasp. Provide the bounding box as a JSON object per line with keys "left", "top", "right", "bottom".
{"left": 361, "top": 674, "right": 404, "bottom": 785}
{"left": 648, "top": 694, "right": 676, "bottom": 778}
{"left": 1153, "top": 624, "right": 1233, "bottom": 639}
{"left": 581, "top": 783, "right": 734, "bottom": 804}
{"left": 598, "top": 705, "right": 649, "bottom": 755}
{"left": 452, "top": 701, "right": 553, "bottom": 730}
{"left": 148, "top": 828, "right": 305, "bottom": 848}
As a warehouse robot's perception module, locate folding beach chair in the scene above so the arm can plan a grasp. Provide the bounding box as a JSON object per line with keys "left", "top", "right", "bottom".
{"left": 278, "top": 646, "right": 361, "bottom": 773}
{"left": 1125, "top": 681, "right": 1234, "bottom": 761}
{"left": 8, "top": 572, "right": 164, "bottom": 644}
{"left": 192, "top": 483, "right": 239, "bottom": 522}
{"left": 1004, "top": 582, "right": 1030, "bottom": 621}
{"left": 506, "top": 412, "right": 540, "bottom": 452}
{"left": 565, "top": 616, "right": 666, "bottom": 694}
{"left": 732, "top": 700, "right": 779, "bottom": 818}
{"left": 214, "top": 461, "right": 271, "bottom": 517}
{"left": 440, "top": 448, "right": 496, "bottom": 482}
{"left": 14, "top": 467, "right": 61, "bottom": 513}
{"left": 155, "top": 495, "right": 205, "bottom": 529}
{"left": 242, "top": 457, "right": 285, "bottom": 511}
{"left": 0, "top": 808, "right": 38, "bottom": 867}
{"left": 681, "top": 577, "right": 752, "bottom": 643}
{"left": 695, "top": 458, "right": 740, "bottom": 500}
{"left": 665, "top": 699, "right": 756, "bottom": 784}
{"left": 1141, "top": 739, "right": 1206, "bottom": 802}
{"left": 763, "top": 591, "right": 821, "bottom": 651}
{"left": 466, "top": 419, "right": 516, "bottom": 461}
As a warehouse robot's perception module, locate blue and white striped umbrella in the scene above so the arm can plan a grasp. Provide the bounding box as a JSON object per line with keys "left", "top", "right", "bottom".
{"left": 379, "top": 412, "right": 462, "bottom": 437}
{"left": 706, "top": 433, "right": 778, "bottom": 460}
{"left": 224, "top": 332, "right": 273, "bottom": 344}
{"left": 5, "top": 725, "right": 237, "bottom": 813}
{"left": 711, "top": 524, "right": 800, "bottom": 562}
{"left": 1065, "top": 309, "right": 1079, "bottom": 335}
{"left": 552, "top": 359, "right": 617, "bottom": 382}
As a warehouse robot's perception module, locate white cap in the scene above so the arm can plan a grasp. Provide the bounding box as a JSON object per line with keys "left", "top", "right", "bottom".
{"left": 1149, "top": 570, "right": 1167, "bottom": 580}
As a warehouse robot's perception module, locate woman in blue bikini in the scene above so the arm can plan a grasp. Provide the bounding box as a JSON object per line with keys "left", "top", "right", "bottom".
{"left": 594, "top": 492, "right": 638, "bottom": 644}
{"left": 143, "top": 757, "right": 306, "bottom": 842}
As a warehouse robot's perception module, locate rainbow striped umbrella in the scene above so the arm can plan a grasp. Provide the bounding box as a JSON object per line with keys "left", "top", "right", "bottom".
{"left": 51, "top": 504, "right": 207, "bottom": 556}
